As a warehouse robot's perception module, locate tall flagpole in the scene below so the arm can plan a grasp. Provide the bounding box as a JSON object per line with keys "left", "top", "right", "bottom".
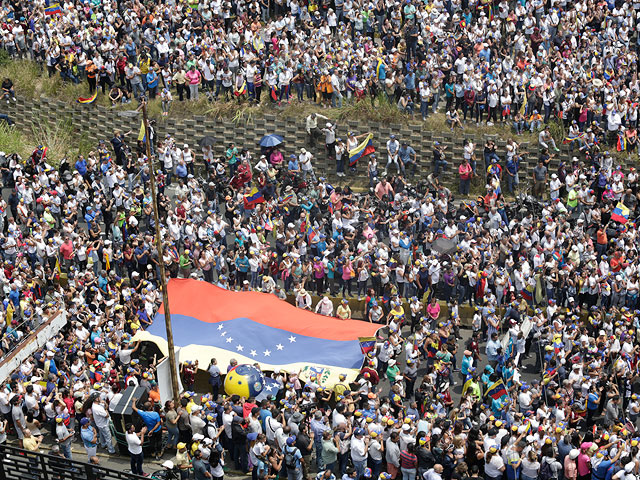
{"left": 141, "top": 100, "right": 180, "bottom": 403}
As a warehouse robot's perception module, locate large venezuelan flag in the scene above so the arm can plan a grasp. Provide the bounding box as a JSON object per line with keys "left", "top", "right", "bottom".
{"left": 134, "top": 279, "right": 379, "bottom": 384}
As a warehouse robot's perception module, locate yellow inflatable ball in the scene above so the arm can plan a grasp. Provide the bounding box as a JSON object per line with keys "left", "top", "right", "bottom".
{"left": 224, "top": 364, "right": 265, "bottom": 398}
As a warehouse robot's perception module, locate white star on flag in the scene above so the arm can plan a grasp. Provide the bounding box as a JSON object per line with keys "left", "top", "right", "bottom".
{"left": 289, "top": 336, "right": 296, "bottom": 343}
{"left": 276, "top": 344, "right": 284, "bottom": 351}
{"left": 250, "top": 350, "right": 257, "bottom": 357}
{"left": 263, "top": 350, "right": 271, "bottom": 357}
{"left": 265, "top": 384, "right": 274, "bottom": 391}
{"left": 220, "top": 331, "right": 226, "bottom": 336}
{"left": 236, "top": 345, "right": 244, "bottom": 352}
{"left": 217, "top": 325, "right": 224, "bottom": 330}
{"left": 226, "top": 337, "right": 233, "bottom": 343}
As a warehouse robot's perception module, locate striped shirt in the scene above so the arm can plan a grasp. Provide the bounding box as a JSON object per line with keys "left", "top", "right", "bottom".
{"left": 400, "top": 450, "right": 418, "bottom": 469}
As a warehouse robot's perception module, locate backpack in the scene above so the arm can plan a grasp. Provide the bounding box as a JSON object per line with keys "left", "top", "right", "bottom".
{"left": 539, "top": 459, "right": 555, "bottom": 480}
{"left": 284, "top": 447, "right": 298, "bottom": 469}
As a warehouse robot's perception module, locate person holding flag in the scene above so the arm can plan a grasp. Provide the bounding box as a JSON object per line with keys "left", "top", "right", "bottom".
{"left": 346, "top": 131, "right": 375, "bottom": 172}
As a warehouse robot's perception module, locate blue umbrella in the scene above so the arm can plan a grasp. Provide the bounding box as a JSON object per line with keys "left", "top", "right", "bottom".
{"left": 259, "top": 134, "right": 284, "bottom": 147}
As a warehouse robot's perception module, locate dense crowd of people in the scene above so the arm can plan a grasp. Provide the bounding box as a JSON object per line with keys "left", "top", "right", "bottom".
{"left": 1, "top": 0, "right": 639, "bottom": 135}
{"left": 0, "top": 0, "right": 640, "bottom": 480}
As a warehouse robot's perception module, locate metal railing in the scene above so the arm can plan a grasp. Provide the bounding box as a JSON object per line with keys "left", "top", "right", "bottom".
{"left": 0, "top": 444, "right": 148, "bottom": 480}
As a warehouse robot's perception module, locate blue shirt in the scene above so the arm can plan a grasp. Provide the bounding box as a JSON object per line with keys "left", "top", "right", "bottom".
{"left": 84, "top": 210, "right": 96, "bottom": 225}
{"left": 235, "top": 256, "right": 250, "bottom": 273}
{"left": 461, "top": 355, "right": 473, "bottom": 375}
{"left": 8, "top": 289, "right": 19, "bottom": 307}
{"left": 75, "top": 159, "right": 87, "bottom": 176}
{"left": 176, "top": 163, "right": 187, "bottom": 178}
{"left": 137, "top": 410, "right": 162, "bottom": 433}
{"left": 134, "top": 246, "right": 148, "bottom": 264}
{"left": 146, "top": 72, "right": 159, "bottom": 89}
{"left": 587, "top": 392, "right": 600, "bottom": 410}
{"left": 378, "top": 63, "right": 386, "bottom": 80}
{"left": 288, "top": 159, "right": 299, "bottom": 171}
{"left": 98, "top": 275, "right": 108, "bottom": 293}
{"left": 398, "top": 146, "right": 416, "bottom": 162}
{"left": 44, "top": 358, "right": 58, "bottom": 376}
{"left": 100, "top": 161, "right": 111, "bottom": 175}
{"left": 81, "top": 425, "right": 97, "bottom": 447}
{"left": 506, "top": 158, "right": 519, "bottom": 174}
{"left": 259, "top": 409, "right": 272, "bottom": 431}
{"left": 594, "top": 460, "right": 613, "bottom": 480}
{"left": 282, "top": 445, "right": 303, "bottom": 469}
{"left": 404, "top": 73, "right": 415, "bottom": 90}
{"left": 125, "top": 43, "right": 137, "bottom": 58}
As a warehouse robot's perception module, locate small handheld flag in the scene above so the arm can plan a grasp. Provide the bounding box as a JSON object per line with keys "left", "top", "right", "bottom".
{"left": 45, "top": 0, "right": 62, "bottom": 15}
{"left": 376, "top": 59, "right": 384, "bottom": 79}
{"left": 244, "top": 187, "right": 265, "bottom": 209}
{"left": 265, "top": 216, "right": 274, "bottom": 231}
{"left": 542, "top": 367, "right": 557, "bottom": 385}
{"left": 77, "top": 91, "right": 97, "bottom": 104}
{"left": 137, "top": 120, "right": 147, "bottom": 143}
{"left": 234, "top": 81, "right": 247, "bottom": 97}
{"left": 358, "top": 337, "right": 377, "bottom": 355}
{"left": 611, "top": 202, "right": 630, "bottom": 224}
{"left": 348, "top": 133, "right": 375, "bottom": 167}
{"left": 485, "top": 379, "right": 507, "bottom": 400}
{"left": 305, "top": 213, "right": 317, "bottom": 243}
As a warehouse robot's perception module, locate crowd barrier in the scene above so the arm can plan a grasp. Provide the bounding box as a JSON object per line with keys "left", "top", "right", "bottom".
{"left": 0, "top": 443, "right": 147, "bottom": 480}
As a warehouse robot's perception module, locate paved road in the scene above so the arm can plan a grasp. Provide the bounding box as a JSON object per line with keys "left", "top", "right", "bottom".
{"left": 373, "top": 325, "right": 541, "bottom": 405}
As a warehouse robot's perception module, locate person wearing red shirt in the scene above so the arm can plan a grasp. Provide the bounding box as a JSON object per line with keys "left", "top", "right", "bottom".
{"left": 610, "top": 250, "right": 627, "bottom": 273}
{"left": 59, "top": 236, "right": 74, "bottom": 272}
{"left": 458, "top": 158, "right": 473, "bottom": 195}
{"left": 374, "top": 178, "right": 394, "bottom": 201}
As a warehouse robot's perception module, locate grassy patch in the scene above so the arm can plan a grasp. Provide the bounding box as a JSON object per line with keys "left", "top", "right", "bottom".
{"left": 0, "top": 118, "right": 91, "bottom": 166}
{"left": 0, "top": 123, "right": 31, "bottom": 159}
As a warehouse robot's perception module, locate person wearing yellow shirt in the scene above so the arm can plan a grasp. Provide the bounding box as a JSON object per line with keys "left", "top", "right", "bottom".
{"left": 567, "top": 187, "right": 578, "bottom": 213}
{"left": 387, "top": 301, "right": 405, "bottom": 328}
{"left": 333, "top": 373, "right": 349, "bottom": 401}
{"left": 175, "top": 442, "right": 191, "bottom": 475}
{"left": 137, "top": 50, "right": 151, "bottom": 90}
{"left": 129, "top": 317, "right": 142, "bottom": 333}
{"left": 336, "top": 299, "right": 351, "bottom": 319}
{"left": 43, "top": 208, "right": 56, "bottom": 228}
{"left": 23, "top": 428, "right": 42, "bottom": 453}
{"left": 184, "top": 392, "right": 197, "bottom": 414}
{"left": 5, "top": 301, "right": 14, "bottom": 326}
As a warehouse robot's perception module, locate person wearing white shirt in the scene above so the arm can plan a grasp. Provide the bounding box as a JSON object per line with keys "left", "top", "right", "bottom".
{"left": 249, "top": 434, "right": 268, "bottom": 466}
{"left": 295, "top": 289, "right": 312, "bottom": 310}
{"left": 125, "top": 423, "right": 147, "bottom": 476}
{"left": 315, "top": 296, "right": 334, "bottom": 316}
{"left": 265, "top": 414, "right": 282, "bottom": 445}
{"left": 91, "top": 397, "right": 115, "bottom": 453}
{"left": 278, "top": 68, "right": 292, "bottom": 102}
{"left": 424, "top": 465, "right": 444, "bottom": 480}
{"left": 299, "top": 148, "right": 315, "bottom": 182}
{"left": 350, "top": 428, "right": 368, "bottom": 477}
{"left": 386, "top": 136, "right": 401, "bottom": 175}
